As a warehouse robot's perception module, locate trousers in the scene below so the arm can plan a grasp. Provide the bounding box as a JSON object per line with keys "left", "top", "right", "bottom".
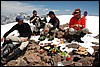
{"left": 6, "top": 36, "right": 29, "bottom": 50}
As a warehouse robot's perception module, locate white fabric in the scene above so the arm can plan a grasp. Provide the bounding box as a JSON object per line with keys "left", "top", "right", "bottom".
{"left": 6, "top": 36, "right": 29, "bottom": 50}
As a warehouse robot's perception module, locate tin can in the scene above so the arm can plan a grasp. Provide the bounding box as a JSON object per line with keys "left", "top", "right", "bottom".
{"left": 66, "top": 55, "right": 71, "bottom": 61}
{"left": 60, "top": 38, "right": 64, "bottom": 44}
{"left": 57, "top": 62, "right": 64, "bottom": 66}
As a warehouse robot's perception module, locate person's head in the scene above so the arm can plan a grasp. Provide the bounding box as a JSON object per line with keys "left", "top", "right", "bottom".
{"left": 16, "top": 14, "right": 24, "bottom": 25}
{"left": 47, "top": 11, "right": 55, "bottom": 18}
{"left": 33, "top": 10, "right": 37, "bottom": 16}
{"left": 83, "top": 11, "right": 88, "bottom": 17}
{"left": 72, "top": 8, "right": 81, "bottom": 19}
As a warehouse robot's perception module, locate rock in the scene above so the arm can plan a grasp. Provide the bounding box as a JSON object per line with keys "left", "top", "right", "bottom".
{"left": 62, "top": 60, "right": 73, "bottom": 66}
{"left": 43, "top": 56, "right": 50, "bottom": 63}
{"left": 7, "top": 60, "right": 18, "bottom": 66}
{"left": 78, "top": 58, "right": 89, "bottom": 66}
{"left": 45, "top": 63, "right": 51, "bottom": 66}
{"left": 91, "top": 46, "right": 99, "bottom": 52}
{"left": 28, "top": 43, "right": 40, "bottom": 52}
{"left": 34, "top": 64, "right": 42, "bottom": 66}
{"left": 78, "top": 57, "right": 94, "bottom": 66}
{"left": 17, "top": 59, "right": 28, "bottom": 66}
{"left": 74, "top": 62, "right": 82, "bottom": 66}
{"left": 54, "top": 54, "right": 62, "bottom": 63}
{"left": 66, "top": 43, "right": 80, "bottom": 49}
{"left": 94, "top": 34, "right": 99, "bottom": 39}
{"left": 39, "top": 61, "right": 46, "bottom": 66}
{"left": 2, "top": 33, "right": 98, "bottom": 66}
{"left": 25, "top": 51, "right": 37, "bottom": 63}
{"left": 91, "top": 42, "right": 99, "bottom": 45}
{"left": 93, "top": 58, "right": 99, "bottom": 66}
{"left": 27, "top": 44, "right": 35, "bottom": 50}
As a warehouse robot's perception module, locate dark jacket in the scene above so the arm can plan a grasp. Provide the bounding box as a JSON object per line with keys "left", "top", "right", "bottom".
{"left": 3, "top": 23, "right": 32, "bottom": 39}
{"left": 30, "top": 16, "right": 41, "bottom": 25}
{"left": 49, "top": 17, "right": 60, "bottom": 30}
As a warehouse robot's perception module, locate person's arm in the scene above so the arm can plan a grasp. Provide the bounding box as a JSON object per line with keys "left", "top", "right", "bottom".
{"left": 39, "top": 17, "right": 41, "bottom": 23}
{"left": 26, "top": 23, "right": 32, "bottom": 39}
{"left": 50, "top": 18, "right": 59, "bottom": 30}
{"left": 30, "top": 17, "right": 37, "bottom": 24}
{"left": 3, "top": 25, "right": 17, "bottom": 39}
{"left": 69, "top": 17, "right": 75, "bottom": 28}
{"left": 54, "top": 19, "right": 59, "bottom": 28}
{"left": 81, "top": 16, "right": 86, "bottom": 28}
{"left": 30, "top": 17, "right": 32, "bottom": 23}
{"left": 1, "top": 25, "right": 16, "bottom": 42}
{"left": 44, "top": 17, "right": 47, "bottom": 23}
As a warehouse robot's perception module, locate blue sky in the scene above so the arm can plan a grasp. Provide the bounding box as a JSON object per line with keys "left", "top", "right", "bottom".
{"left": 1, "top": 1, "right": 99, "bottom": 16}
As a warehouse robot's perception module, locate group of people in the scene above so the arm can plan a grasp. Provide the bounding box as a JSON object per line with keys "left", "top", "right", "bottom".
{"left": 1, "top": 8, "right": 89, "bottom": 65}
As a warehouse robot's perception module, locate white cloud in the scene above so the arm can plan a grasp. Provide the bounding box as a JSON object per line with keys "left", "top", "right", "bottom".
{"left": 1, "top": 1, "right": 46, "bottom": 16}
{"left": 51, "top": 9, "right": 59, "bottom": 12}
{"left": 43, "top": 8, "right": 49, "bottom": 11}
{"left": 65, "top": 9, "right": 71, "bottom": 12}
{"left": 1, "top": 1, "right": 68, "bottom": 16}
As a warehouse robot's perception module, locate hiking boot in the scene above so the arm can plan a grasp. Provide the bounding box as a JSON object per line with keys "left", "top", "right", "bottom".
{"left": 48, "top": 37, "right": 54, "bottom": 41}
{"left": 1, "top": 42, "right": 17, "bottom": 58}
{"left": 75, "top": 37, "right": 84, "bottom": 43}
{"left": 67, "top": 34, "right": 75, "bottom": 43}
{"left": 1, "top": 58, "right": 7, "bottom": 65}
{"left": 79, "top": 32, "right": 86, "bottom": 38}
{"left": 38, "top": 35, "right": 46, "bottom": 41}
{"left": 74, "top": 33, "right": 84, "bottom": 43}
{"left": 6, "top": 48, "right": 22, "bottom": 62}
{"left": 1, "top": 39, "right": 12, "bottom": 48}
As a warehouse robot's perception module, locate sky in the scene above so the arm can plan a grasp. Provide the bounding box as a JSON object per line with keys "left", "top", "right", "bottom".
{"left": 1, "top": 1, "right": 99, "bottom": 16}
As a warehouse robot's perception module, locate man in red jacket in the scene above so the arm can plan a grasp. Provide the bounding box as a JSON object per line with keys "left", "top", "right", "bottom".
{"left": 67, "top": 8, "right": 89, "bottom": 43}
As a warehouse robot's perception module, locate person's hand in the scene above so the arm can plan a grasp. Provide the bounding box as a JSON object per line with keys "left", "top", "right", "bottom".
{"left": 73, "top": 24, "right": 81, "bottom": 30}
{"left": 74, "top": 24, "right": 79, "bottom": 27}
{"left": 44, "top": 28, "right": 49, "bottom": 32}
{"left": 1, "top": 37, "right": 4, "bottom": 42}
{"left": 73, "top": 24, "right": 83, "bottom": 29}
{"left": 30, "top": 17, "right": 37, "bottom": 23}
{"left": 78, "top": 24, "right": 82, "bottom": 27}
{"left": 21, "top": 37, "right": 28, "bottom": 42}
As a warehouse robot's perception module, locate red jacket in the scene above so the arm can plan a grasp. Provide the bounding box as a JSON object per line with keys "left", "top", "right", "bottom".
{"left": 69, "top": 16, "right": 86, "bottom": 30}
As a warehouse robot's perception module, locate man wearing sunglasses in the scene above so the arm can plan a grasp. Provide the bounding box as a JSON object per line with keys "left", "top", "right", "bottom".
{"left": 30, "top": 10, "right": 41, "bottom": 35}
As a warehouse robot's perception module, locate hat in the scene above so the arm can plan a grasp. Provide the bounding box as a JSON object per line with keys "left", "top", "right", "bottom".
{"left": 16, "top": 14, "right": 24, "bottom": 22}
{"left": 47, "top": 11, "right": 55, "bottom": 15}
{"left": 72, "top": 8, "right": 81, "bottom": 15}
{"left": 76, "top": 46, "right": 88, "bottom": 55}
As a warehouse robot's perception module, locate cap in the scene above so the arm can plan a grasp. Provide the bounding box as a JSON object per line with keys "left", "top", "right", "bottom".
{"left": 84, "top": 11, "right": 88, "bottom": 14}
{"left": 47, "top": 11, "right": 55, "bottom": 15}
{"left": 16, "top": 14, "right": 24, "bottom": 22}
{"left": 84, "top": 11, "right": 88, "bottom": 16}
{"left": 72, "top": 8, "right": 81, "bottom": 15}
{"left": 33, "top": 10, "right": 37, "bottom": 14}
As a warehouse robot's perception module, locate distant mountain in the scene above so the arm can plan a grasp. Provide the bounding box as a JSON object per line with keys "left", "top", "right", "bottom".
{"left": 1, "top": 12, "right": 31, "bottom": 25}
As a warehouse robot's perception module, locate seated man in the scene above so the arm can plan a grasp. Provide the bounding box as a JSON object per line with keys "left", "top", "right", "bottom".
{"left": 30, "top": 10, "right": 45, "bottom": 35}
{"left": 46, "top": 11, "right": 60, "bottom": 40}
{"left": 38, "top": 11, "right": 60, "bottom": 41}
{"left": 1, "top": 14, "right": 32, "bottom": 65}
{"left": 65, "top": 8, "right": 89, "bottom": 43}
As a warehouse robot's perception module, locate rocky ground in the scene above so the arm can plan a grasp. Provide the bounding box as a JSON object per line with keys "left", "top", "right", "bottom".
{"left": 3, "top": 37, "right": 99, "bottom": 66}
{"left": 2, "top": 24, "right": 99, "bottom": 66}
